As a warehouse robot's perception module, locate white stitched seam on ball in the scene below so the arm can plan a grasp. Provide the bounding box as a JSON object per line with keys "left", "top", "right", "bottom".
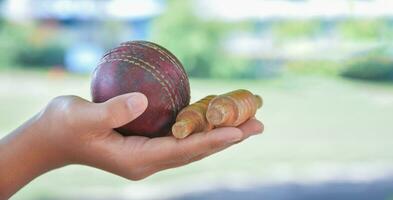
{"left": 101, "top": 55, "right": 180, "bottom": 111}
{"left": 121, "top": 42, "right": 188, "bottom": 82}
{"left": 103, "top": 42, "right": 188, "bottom": 83}
{"left": 124, "top": 55, "right": 181, "bottom": 111}
{"left": 124, "top": 42, "right": 189, "bottom": 106}
{"left": 102, "top": 41, "right": 189, "bottom": 110}
{"left": 136, "top": 41, "right": 188, "bottom": 101}
{"left": 115, "top": 41, "right": 190, "bottom": 99}
{"left": 102, "top": 43, "right": 188, "bottom": 107}
{"left": 137, "top": 42, "right": 189, "bottom": 82}
{"left": 98, "top": 58, "right": 176, "bottom": 114}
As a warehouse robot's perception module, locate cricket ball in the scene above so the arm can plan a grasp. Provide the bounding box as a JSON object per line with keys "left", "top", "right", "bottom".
{"left": 91, "top": 41, "right": 190, "bottom": 137}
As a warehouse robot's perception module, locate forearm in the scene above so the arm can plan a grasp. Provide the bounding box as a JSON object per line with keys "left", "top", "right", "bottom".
{"left": 0, "top": 115, "right": 65, "bottom": 199}
{"left": 0, "top": 93, "right": 263, "bottom": 199}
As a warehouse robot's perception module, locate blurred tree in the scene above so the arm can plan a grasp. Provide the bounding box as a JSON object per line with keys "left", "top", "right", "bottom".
{"left": 272, "top": 20, "right": 322, "bottom": 40}
{"left": 16, "top": 43, "right": 65, "bottom": 67}
{"left": 0, "top": 21, "right": 67, "bottom": 68}
{"left": 342, "top": 55, "right": 393, "bottom": 81}
{"left": 338, "top": 19, "right": 391, "bottom": 41}
{"left": 286, "top": 60, "right": 341, "bottom": 76}
{"left": 0, "top": 22, "right": 31, "bottom": 68}
{"left": 151, "top": 0, "right": 252, "bottom": 78}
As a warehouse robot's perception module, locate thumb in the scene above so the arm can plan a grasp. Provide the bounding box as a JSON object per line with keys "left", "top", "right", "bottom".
{"left": 94, "top": 93, "right": 148, "bottom": 128}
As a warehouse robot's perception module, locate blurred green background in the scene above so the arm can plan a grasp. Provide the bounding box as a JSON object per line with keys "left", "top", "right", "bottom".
{"left": 1, "top": 0, "right": 393, "bottom": 199}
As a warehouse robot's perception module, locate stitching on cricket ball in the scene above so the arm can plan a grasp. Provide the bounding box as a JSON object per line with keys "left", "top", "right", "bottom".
{"left": 99, "top": 58, "right": 176, "bottom": 114}
{"left": 101, "top": 54, "right": 181, "bottom": 112}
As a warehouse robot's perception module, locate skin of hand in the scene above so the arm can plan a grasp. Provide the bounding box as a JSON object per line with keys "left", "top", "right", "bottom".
{"left": 0, "top": 93, "right": 264, "bottom": 199}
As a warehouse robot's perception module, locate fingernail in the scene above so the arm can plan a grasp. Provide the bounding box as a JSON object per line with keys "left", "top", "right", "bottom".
{"left": 127, "top": 93, "right": 148, "bottom": 116}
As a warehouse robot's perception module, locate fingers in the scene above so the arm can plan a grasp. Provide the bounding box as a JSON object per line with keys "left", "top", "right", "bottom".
{"left": 145, "top": 119, "right": 263, "bottom": 169}
{"left": 100, "top": 118, "right": 264, "bottom": 180}
{"left": 88, "top": 93, "right": 148, "bottom": 128}
{"left": 237, "top": 118, "right": 264, "bottom": 140}
{"left": 181, "top": 119, "right": 264, "bottom": 163}
{"left": 177, "top": 127, "right": 244, "bottom": 158}
{"left": 143, "top": 127, "right": 242, "bottom": 167}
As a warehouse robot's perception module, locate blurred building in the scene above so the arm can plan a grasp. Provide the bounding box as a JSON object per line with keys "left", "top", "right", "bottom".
{"left": 199, "top": 0, "right": 393, "bottom": 21}
{"left": 1, "top": 0, "right": 393, "bottom": 73}
{"left": 199, "top": 0, "right": 393, "bottom": 61}
{"left": 1, "top": 0, "right": 164, "bottom": 73}
{"left": 2, "top": 0, "right": 164, "bottom": 40}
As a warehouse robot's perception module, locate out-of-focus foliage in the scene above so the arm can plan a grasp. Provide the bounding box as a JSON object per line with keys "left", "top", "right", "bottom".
{"left": 0, "top": 22, "right": 66, "bottom": 68}
{"left": 338, "top": 19, "right": 393, "bottom": 41}
{"left": 341, "top": 56, "right": 393, "bottom": 81}
{"left": 1, "top": 0, "right": 393, "bottom": 81}
{"left": 151, "top": 0, "right": 252, "bottom": 78}
{"left": 0, "top": 22, "right": 31, "bottom": 67}
{"left": 273, "top": 20, "right": 322, "bottom": 40}
{"left": 286, "top": 60, "right": 341, "bottom": 76}
{"left": 16, "top": 43, "right": 65, "bottom": 67}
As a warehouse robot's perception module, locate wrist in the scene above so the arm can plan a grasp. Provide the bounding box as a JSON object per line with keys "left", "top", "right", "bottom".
{"left": 0, "top": 115, "right": 68, "bottom": 198}
{"left": 33, "top": 113, "right": 71, "bottom": 168}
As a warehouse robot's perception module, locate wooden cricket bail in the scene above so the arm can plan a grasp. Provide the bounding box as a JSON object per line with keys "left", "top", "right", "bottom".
{"left": 206, "top": 89, "right": 262, "bottom": 127}
{"left": 206, "top": 96, "right": 237, "bottom": 126}
{"left": 172, "top": 119, "right": 197, "bottom": 139}
{"left": 172, "top": 95, "right": 217, "bottom": 139}
{"left": 255, "top": 95, "right": 263, "bottom": 108}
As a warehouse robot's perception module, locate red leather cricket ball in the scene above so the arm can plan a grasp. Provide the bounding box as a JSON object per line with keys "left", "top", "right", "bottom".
{"left": 91, "top": 41, "right": 190, "bottom": 137}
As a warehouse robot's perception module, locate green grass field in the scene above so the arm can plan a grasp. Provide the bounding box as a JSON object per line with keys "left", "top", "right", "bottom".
{"left": 1, "top": 70, "right": 393, "bottom": 199}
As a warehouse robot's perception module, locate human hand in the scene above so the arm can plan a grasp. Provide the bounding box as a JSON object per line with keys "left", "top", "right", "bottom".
{"left": 0, "top": 93, "right": 263, "bottom": 198}
{"left": 39, "top": 93, "right": 264, "bottom": 179}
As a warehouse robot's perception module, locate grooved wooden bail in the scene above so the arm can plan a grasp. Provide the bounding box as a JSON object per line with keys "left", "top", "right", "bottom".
{"left": 206, "top": 102, "right": 235, "bottom": 126}
{"left": 172, "top": 120, "right": 196, "bottom": 139}
{"left": 172, "top": 95, "right": 217, "bottom": 139}
{"left": 255, "top": 95, "right": 263, "bottom": 108}
{"left": 206, "top": 89, "right": 262, "bottom": 127}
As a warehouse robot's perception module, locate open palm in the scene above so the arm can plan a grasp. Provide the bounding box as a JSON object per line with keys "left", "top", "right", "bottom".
{"left": 41, "top": 93, "right": 264, "bottom": 180}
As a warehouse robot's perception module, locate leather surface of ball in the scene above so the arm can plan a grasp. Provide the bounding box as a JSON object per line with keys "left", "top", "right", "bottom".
{"left": 91, "top": 41, "right": 190, "bottom": 137}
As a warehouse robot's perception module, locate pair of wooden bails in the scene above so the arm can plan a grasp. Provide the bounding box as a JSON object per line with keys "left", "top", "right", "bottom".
{"left": 172, "top": 89, "right": 263, "bottom": 139}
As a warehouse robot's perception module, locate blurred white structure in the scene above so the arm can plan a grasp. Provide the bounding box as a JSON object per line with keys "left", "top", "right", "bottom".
{"left": 1, "top": 0, "right": 164, "bottom": 21}
{"left": 2, "top": 0, "right": 392, "bottom": 62}
{"left": 196, "top": 0, "right": 393, "bottom": 61}
{"left": 0, "top": 0, "right": 164, "bottom": 73}
{"left": 198, "top": 0, "right": 393, "bottom": 21}
{"left": 7, "top": 0, "right": 393, "bottom": 21}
